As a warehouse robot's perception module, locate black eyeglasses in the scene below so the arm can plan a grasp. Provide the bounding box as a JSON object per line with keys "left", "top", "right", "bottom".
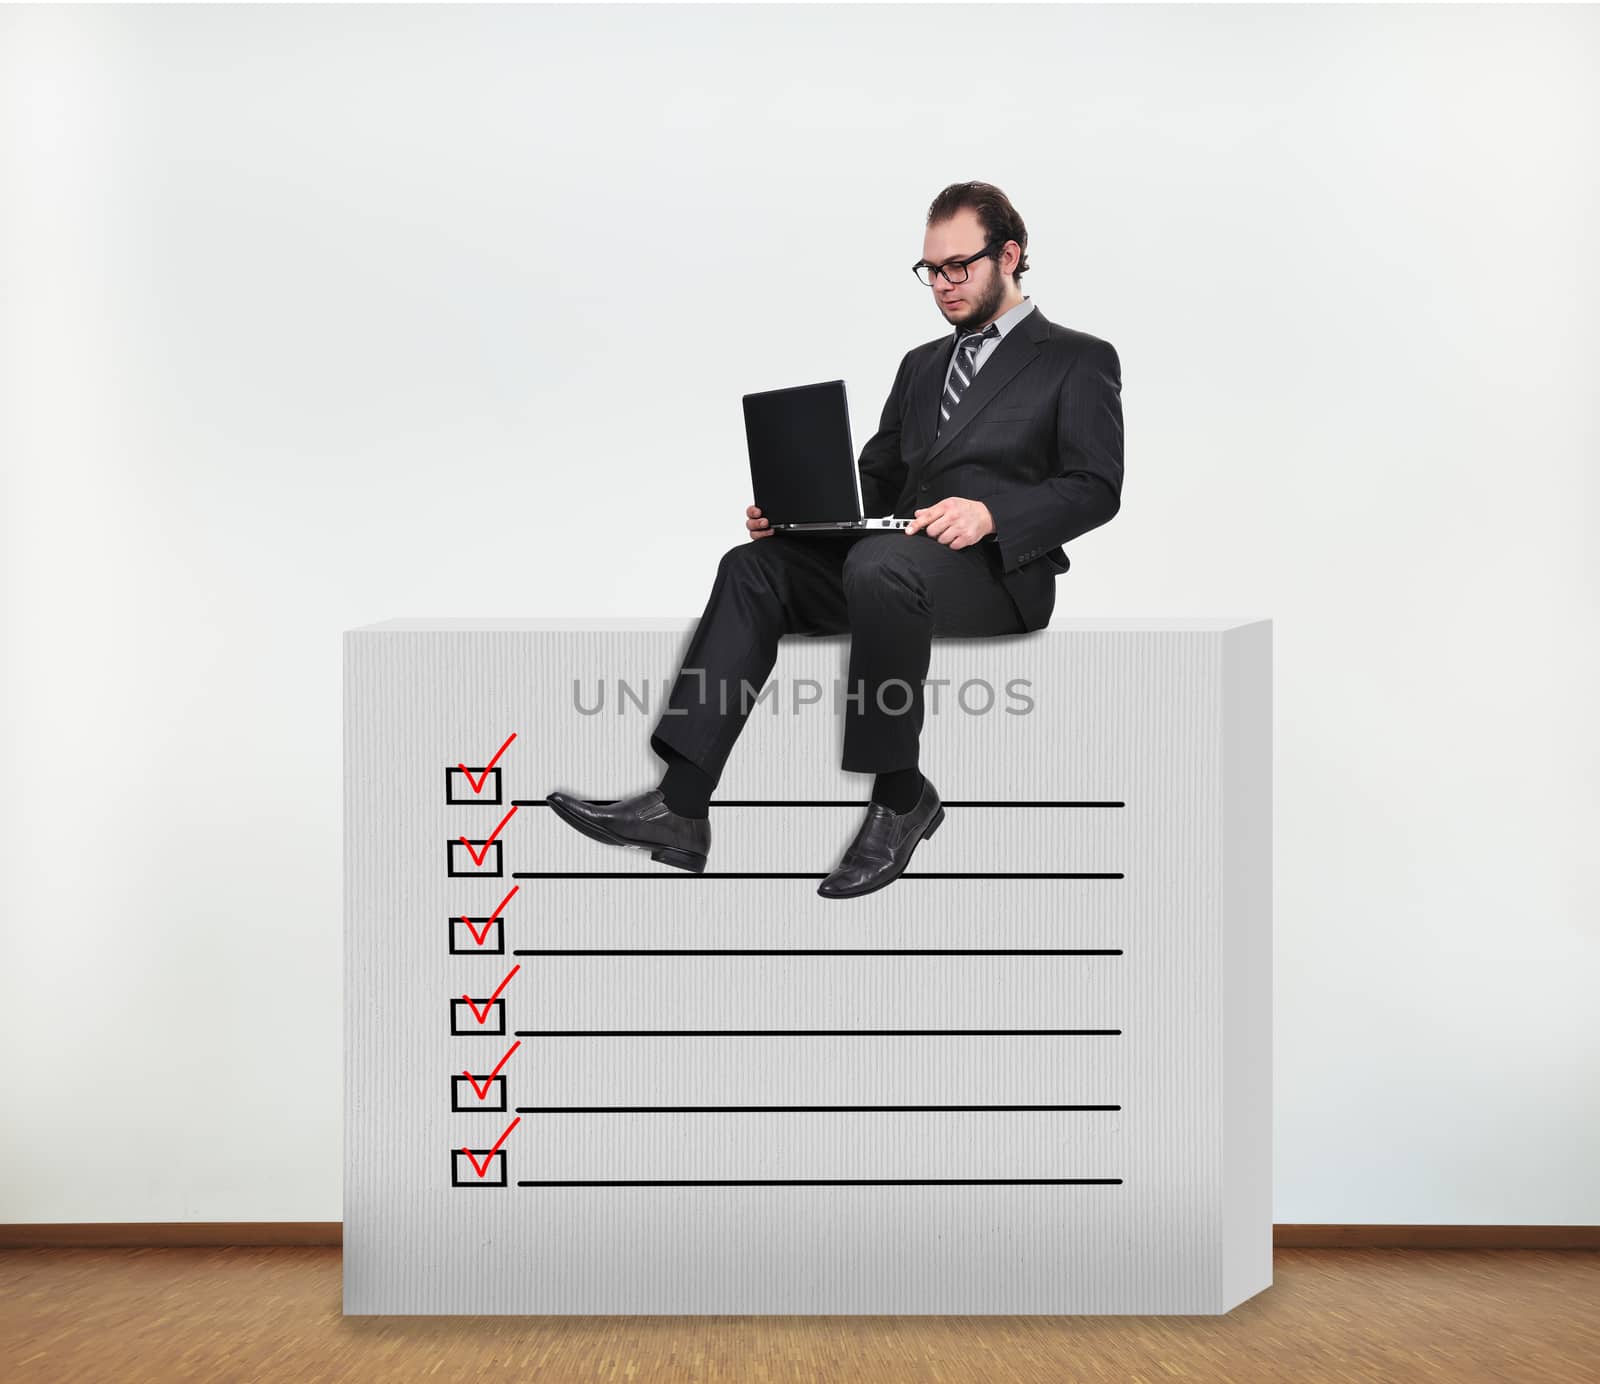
{"left": 912, "top": 240, "right": 1003, "bottom": 287}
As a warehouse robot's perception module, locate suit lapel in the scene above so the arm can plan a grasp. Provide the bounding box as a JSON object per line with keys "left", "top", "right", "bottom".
{"left": 910, "top": 304, "right": 1051, "bottom": 466}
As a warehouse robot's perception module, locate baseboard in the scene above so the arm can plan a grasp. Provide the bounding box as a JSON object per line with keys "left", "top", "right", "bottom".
{"left": 3, "top": 1223, "right": 1596, "bottom": 1250}
{"left": 0, "top": 1222, "right": 343, "bottom": 1249}
{"left": 1273, "top": 1225, "right": 1600, "bottom": 1250}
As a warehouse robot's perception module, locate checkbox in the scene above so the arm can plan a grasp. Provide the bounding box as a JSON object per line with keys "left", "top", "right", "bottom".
{"left": 452, "top": 1074, "right": 508, "bottom": 1113}
{"left": 451, "top": 1149, "right": 507, "bottom": 1187}
{"left": 449, "top": 917, "right": 505, "bottom": 954}
{"left": 451, "top": 997, "right": 506, "bottom": 1036}
{"left": 446, "top": 766, "right": 502, "bottom": 805}
{"left": 448, "top": 839, "right": 503, "bottom": 877}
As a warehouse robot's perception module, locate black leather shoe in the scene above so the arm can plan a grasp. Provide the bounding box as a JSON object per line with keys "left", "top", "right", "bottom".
{"left": 545, "top": 787, "right": 710, "bottom": 874}
{"left": 817, "top": 777, "right": 945, "bottom": 900}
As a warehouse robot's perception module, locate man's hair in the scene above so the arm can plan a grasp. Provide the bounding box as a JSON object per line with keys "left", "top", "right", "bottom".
{"left": 925, "top": 181, "right": 1030, "bottom": 286}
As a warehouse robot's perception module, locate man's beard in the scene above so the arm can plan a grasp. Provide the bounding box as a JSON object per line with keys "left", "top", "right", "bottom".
{"left": 952, "top": 274, "right": 1007, "bottom": 327}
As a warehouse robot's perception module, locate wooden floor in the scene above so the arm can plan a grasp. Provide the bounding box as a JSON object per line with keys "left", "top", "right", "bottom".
{"left": 3, "top": 1247, "right": 1596, "bottom": 1382}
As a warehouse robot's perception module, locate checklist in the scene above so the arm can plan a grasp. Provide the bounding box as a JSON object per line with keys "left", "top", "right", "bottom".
{"left": 344, "top": 616, "right": 1273, "bottom": 1314}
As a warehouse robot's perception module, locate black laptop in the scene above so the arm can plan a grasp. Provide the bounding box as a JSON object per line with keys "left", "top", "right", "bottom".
{"left": 742, "top": 380, "right": 911, "bottom": 532}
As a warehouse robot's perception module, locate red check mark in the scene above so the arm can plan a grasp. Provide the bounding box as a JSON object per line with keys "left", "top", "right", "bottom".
{"left": 460, "top": 885, "right": 520, "bottom": 946}
{"left": 461, "top": 964, "right": 521, "bottom": 1025}
{"left": 462, "top": 1040, "right": 522, "bottom": 1101}
{"left": 458, "top": 733, "right": 517, "bottom": 795}
{"left": 460, "top": 806, "right": 519, "bottom": 866}
{"left": 461, "top": 1116, "right": 521, "bottom": 1179}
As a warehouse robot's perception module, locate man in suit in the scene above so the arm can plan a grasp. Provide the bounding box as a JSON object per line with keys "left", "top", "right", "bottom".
{"left": 548, "top": 181, "right": 1124, "bottom": 898}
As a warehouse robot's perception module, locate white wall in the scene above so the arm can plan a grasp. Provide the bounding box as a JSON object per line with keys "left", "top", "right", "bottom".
{"left": 2, "top": 3, "right": 1595, "bottom": 1225}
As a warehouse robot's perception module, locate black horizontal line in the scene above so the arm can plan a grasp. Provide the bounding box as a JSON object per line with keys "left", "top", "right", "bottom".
{"left": 510, "top": 948, "right": 1123, "bottom": 957}
{"left": 512, "top": 1104, "right": 1122, "bottom": 1114}
{"left": 511, "top": 872, "right": 1124, "bottom": 880}
{"left": 515, "top": 798, "right": 1124, "bottom": 809}
{"left": 517, "top": 1178, "right": 1123, "bottom": 1187}
{"left": 511, "top": 1029, "right": 1122, "bottom": 1038}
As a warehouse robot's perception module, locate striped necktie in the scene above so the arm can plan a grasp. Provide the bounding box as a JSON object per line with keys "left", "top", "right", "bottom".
{"left": 939, "top": 322, "right": 1000, "bottom": 432}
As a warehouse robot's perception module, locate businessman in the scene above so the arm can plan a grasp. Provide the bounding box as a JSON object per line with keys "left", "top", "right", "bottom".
{"left": 547, "top": 181, "right": 1124, "bottom": 898}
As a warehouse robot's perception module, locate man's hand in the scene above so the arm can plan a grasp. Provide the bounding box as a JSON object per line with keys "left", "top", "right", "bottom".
{"left": 905, "top": 497, "right": 994, "bottom": 550}
{"left": 745, "top": 503, "right": 774, "bottom": 539}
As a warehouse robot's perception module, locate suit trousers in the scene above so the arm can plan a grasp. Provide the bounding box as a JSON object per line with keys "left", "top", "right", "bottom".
{"left": 648, "top": 529, "right": 1031, "bottom": 781}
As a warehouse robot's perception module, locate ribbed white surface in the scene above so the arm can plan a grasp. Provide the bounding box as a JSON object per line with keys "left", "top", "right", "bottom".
{"left": 344, "top": 620, "right": 1272, "bottom": 1313}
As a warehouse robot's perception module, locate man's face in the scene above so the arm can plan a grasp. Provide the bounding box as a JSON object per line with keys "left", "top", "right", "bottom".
{"left": 922, "top": 208, "right": 1013, "bottom": 330}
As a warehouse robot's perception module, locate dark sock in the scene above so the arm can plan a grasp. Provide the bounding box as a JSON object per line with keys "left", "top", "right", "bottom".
{"left": 870, "top": 766, "right": 924, "bottom": 814}
{"left": 657, "top": 746, "right": 714, "bottom": 819}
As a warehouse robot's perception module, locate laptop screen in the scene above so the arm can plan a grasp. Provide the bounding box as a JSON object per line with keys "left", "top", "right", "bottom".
{"left": 742, "top": 380, "right": 864, "bottom": 525}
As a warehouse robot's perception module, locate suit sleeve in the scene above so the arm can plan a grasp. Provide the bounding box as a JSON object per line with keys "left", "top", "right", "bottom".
{"left": 856, "top": 348, "right": 916, "bottom": 518}
{"left": 984, "top": 340, "right": 1124, "bottom": 575}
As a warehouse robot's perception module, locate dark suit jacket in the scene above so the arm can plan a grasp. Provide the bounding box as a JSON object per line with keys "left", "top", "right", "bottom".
{"left": 855, "top": 304, "right": 1123, "bottom": 631}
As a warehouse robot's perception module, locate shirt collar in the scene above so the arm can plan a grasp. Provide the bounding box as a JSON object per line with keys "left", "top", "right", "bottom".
{"left": 956, "top": 294, "right": 1036, "bottom": 343}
